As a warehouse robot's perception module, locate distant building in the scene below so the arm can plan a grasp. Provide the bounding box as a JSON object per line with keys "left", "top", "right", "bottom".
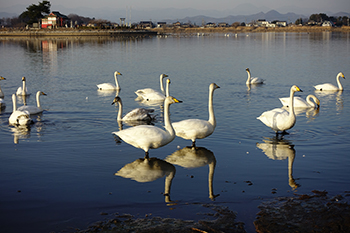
{"left": 41, "top": 11, "right": 69, "bottom": 28}
{"left": 322, "top": 21, "right": 334, "bottom": 27}
{"left": 138, "top": 21, "right": 154, "bottom": 29}
{"left": 218, "top": 22, "right": 229, "bottom": 27}
{"left": 157, "top": 22, "right": 167, "bottom": 28}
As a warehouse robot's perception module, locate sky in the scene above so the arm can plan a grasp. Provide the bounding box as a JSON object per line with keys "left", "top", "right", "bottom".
{"left": 1, "top": 0, "right": 350, "bottom": 13}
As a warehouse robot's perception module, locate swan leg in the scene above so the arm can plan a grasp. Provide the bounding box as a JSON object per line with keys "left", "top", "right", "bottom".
{"left": 144, "top": 152, "right": 149, "bottom": 159}
{"left": 191, "top": 140, "right": 196, "bottom": 148}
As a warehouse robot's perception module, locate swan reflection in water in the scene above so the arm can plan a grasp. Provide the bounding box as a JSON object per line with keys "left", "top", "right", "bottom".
{"left": 115, "top": 157, "right": 176, "bottom": 203}
{"left": 165, "top": 146, "right": 219, "bottom": 200}
{"left": 256, "top": 136, "right": 299, "bottom": 190}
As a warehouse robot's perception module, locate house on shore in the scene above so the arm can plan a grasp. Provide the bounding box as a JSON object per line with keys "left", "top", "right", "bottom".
{"left": 41, "top": 11, "right": 69, "bottom": 28}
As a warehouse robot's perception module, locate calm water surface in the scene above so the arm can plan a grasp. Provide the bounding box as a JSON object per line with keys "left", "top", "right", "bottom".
{"left": 0, "top": 32, "right": 350, "bottom": 232}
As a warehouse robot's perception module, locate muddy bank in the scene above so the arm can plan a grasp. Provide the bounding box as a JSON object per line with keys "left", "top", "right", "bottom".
{"left": 72, "top": 190, "right": 350, "bottom": 233}
{"left": 0, "top": 26, "right": 349, "bottom": 38}
{"left": 151, "top": 25, "right": 350, "bottom": 34}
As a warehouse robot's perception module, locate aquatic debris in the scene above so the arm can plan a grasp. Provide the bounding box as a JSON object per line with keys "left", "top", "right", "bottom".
{"left": 254, "top": 190, "right": 350, "bottom": 233}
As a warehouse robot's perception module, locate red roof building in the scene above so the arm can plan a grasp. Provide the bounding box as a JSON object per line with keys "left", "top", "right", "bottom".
{"left": 41, "top": 11, "right": 69, "bottom": 28}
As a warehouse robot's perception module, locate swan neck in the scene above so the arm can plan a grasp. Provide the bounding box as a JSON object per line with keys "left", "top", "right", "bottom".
{"left": 164, "top": 169, "right": 175, "bottom": 196}
{"left": 208, "top": 87, "right": 216, "bottom": 126}
{"left": 246, "top": 70, "right": 251, "bottom": 84}
{"left": 165, "top": 81, "right": 170, "bottom": 97}
{"left": 114, "top": 73, "right": 120, "bottom": 89}
{"left": 163, "top": 99, "right": 175, "bottom": 136}
{"left": 160, "top": 75, "right": 165, "bottom": 94}
{"left": 117, "top": 100, "right": 123, "bottom": 121}
{"left": 208, "top": 158, "right": 216, "bottom": 199}
{"left": 336, "top": 73, "right": 343, "bottom": 90}
{"left": 288, "top": 88, "right": 296, "bottom": 119}
{"left": 22, "top": 80, "right": 26, "bottom": 95}
{"left": 36, "top": 92, "right": 41, "bottom": 108}
{"left": 306, "top": 95, "right": 315, "bottom": 108}
{"left": 12, "top": 95, "right": 17, "bottom": 112}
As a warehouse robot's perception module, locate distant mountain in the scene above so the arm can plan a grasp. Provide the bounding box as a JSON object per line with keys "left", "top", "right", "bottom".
{"left": 164, "top": 10, "right": 307, "bottom": 25}
{"left": 0, "top": 4, "right": 348, "bottom": 25}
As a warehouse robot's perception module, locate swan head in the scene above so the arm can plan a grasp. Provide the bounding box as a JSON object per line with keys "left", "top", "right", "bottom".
{"left": 0, "top": 76, "right": 6, "bottom": 81}
{"left": 114, "top": 71, "right": 122, "bottom": 76}
{"left": 338, "top": 72, "right": 345, "bottom": 79}
{"left": 166, "top": 96, "right": 182, "bottom": 105}
{"left": 111, "top": 96, "right": 121, "bottom": 105}
{"left": 210, "top": 83, "right": 220, "bottom": 91}
{"left": 245, "top": 68, "right": 250, "bottom": 73}
{"left": 291, "top": 85, "right": 302, "bottom": 93}
{"left": 161, "top": 74, "right": 169, "bottom": 79}
{"left": 39, "top": 91, "right": 47, "bottom": 96}
{"left": 166, "top": 78, "right": 171, "bottom": 84}
{"left": 22, "top": 77, "right": 26, "bottom": 82}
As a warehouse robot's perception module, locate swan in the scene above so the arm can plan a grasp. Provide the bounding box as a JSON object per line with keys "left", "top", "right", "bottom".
{"left": 9, "top": 94, "right": 32, "bottom": 126}
{"left": 0, "top": 76, "right": 5, "bottom": 98}
{"left": 165, "top": 146, "right": 219, "bottom": 200}
{"left": 112, "top": 96, "right": 156, "bottom": 122}
{"left": 17, "top": 91, "right": 47, "bottom": 114}
{"left": 97, "top": 71, "right": 122, "bottom": 90}
{"left": 115, "top": 157, "right": 175, "bottom": 202}
{"left": 134, "top": 74, "right": 169, "bottom": 101}
{"left": 112, "top": 96, "right": 182, "bottom": 157}
{"left": 246, "top": 68, "right": 264, "bottom": 84}
{"left": 279, "top": 94, "right": 320, "bottom": 108}
{"left": 172, "top": 83, "right": 220, "bottom": 147}
{"left": 314, "top": 72, "right": 345, "bottom": 91}
{"left": 16, "top": 77, "right": 31, "bottom": 96}
{"left": 257, "top": 85, "right": 302, "bottom": 134}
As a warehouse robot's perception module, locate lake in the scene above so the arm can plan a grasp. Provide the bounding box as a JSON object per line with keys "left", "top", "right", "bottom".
{"left": 0, "top": 31, "right": 349, "bottom": 233}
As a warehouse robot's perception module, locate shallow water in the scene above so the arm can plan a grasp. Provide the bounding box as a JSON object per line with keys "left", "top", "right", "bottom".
{"left": 0, "top": 32, "right": 349, "bottom": 232}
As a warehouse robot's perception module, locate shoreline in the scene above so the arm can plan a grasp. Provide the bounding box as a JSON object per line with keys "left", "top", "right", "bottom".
{"left": 0, "top": 26, "right": 349, "bottom": 38}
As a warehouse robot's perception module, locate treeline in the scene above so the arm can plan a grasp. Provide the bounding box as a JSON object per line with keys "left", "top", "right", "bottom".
{"left": 295, "top": 13, "right": 349, "bottom": 26}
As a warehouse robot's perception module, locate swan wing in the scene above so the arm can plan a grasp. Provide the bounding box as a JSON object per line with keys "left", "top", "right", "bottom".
{"left": 250, "top": 77, "right": 264, "bottom": 84}
{"left": 97, "top": 83, "right": 116, "bottom": 90}
{"left": 113, "top": 125, "right": 172, "bottom": 150}
{"left": 135, "top": 90, "right": 165, "bottom": 101}
{"left": 17, "top": 105, "right": 43, "bottom": 115}
{"left": 279, "top": 96, "right": 310, "bottom": 108}
{"left": 257, "top": 108, "right": 290, "bottom": 130}
{"left": 314, "top": 83, "right": 338, "bottom": 91}
{"left": 123, "top": 108, "right": 154, "bottom": 121}
{"left": 173, "top": 119, "right": 214, "bottom": 140}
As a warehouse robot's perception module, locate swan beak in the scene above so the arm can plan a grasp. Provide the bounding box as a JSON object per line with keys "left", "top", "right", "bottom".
{"left": 42, "top": 92, "right": 47, "bottom": 96}
{"left": 342, "top": 74, "right": 345, "bottom": 79}
{"left": 295, "top": 86, "right": 303, "bottom": 92}
{"left": 0, "top": 76, "right": 5, "bottom": 80}
{"left": 22, "top": 77, "right": 26, "bottom": 81}
{"left": 172, "top": 97, "right": 182, "bottom": 103}
{"left": 164, "top": 74, "right": 169, "bottom": 77}
{"left": 116, "top": 71, "right": 122, "bottom": 76}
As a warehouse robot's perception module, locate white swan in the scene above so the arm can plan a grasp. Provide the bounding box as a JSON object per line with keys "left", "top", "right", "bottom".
{"left": 279, "top": 94, "right": 320, "bottom": 108}
{"left": 97, "top": 71, "right": 122, "bottom": 90}
{"left": 314, "top": 72, "right": 345, "bottom": 91}
{"left": 112, "top": 96, "right": 156, "bottom": 122}
{"left": 16, "top": 77, "right": 31, "bottom": 96}
{"left": 0, "top": 76, "right": 5, "bottom": 98}
{"left": 17, "top": 91, "right": 47, "bottom": 115}
{"left": 112, "top": 96, "right": 182, "bottom": 157}
{"left": 172, "top": 83, "right": 220, "bottom": 147}
{"left": 257, "top": 85, "right": 302, "bottom": 134}
{"left": 9, "top": 94, "right": 32, "bottom": 126}
{"left": 135, "top": 74, "right": 169, "bottom": 101}
{"left": 246, "top": 68, "right": 264, "bottom": 84}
